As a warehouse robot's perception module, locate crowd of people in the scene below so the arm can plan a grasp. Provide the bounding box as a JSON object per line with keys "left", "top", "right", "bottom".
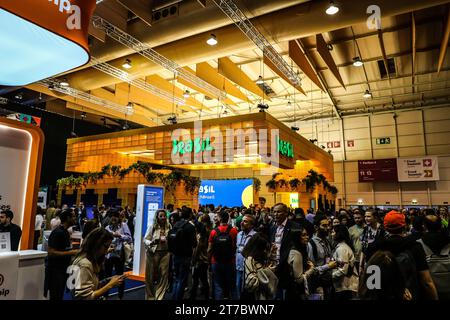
{"left": 3, "top": 200, "right": 450, "bottom": 301}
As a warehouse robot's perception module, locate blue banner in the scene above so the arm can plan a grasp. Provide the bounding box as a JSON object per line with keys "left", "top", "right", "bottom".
{"left": 142, "top": 186, "right": 165, "bottom": 234}
{"left": 199, "top": 179, "right": 253, "bottom": 207}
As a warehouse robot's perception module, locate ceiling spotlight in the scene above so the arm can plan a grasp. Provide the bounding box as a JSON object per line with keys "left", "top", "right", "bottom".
{"left": 122, "top": 123, "right": 130, "bottom": 130}
{"left": 291, "top": 126, "right": 299, "bottom": 132}
{"left": 257, "top": 103, "right": 269, "bottom": 112}
{"left": 70, "top": 131, "right": 78, "bottom": 138}
{"left": 60, "top": 78, "right": 69, "bottom": 87}
{"left": 14, "top": 93, "right": 23, "bottom": 100}
{"left": 256, "top": 76, "right": 264, "bottom": 85}
{"left": 207, "top": 34, "right": 218, "bottom": 46}
{"left": 363, "top": 90, "right": 372, "bottom": 99}
{"left": 81, "top": 112, "right": 87, "bottom": 119}
{"left": 168, "top": 116, "right": 177, "bottom": 125}
{"left": 38, "top": 93, "right": 43, "bottom": 101}
{"left": 353, "top": 56, "right": 363, "bottom": 67}
{"left": 183, "top": 90, "right": 190, "bottom": 98}
{"left": 326, "top": 1, "right": 339, "bottom": 15}
{"left": 122, "top": 59, "right": 132, "bottom": 69}
{"left": 126, "top": 102, "right": 134, "bottom": 110}
{"left": 321, "top": 145, "right": 326, "bottom": 149}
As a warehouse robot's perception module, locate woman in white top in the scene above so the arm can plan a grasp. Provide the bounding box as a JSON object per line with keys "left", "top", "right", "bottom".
{"left": 71, "top": 228, "right": 125, "bottom": 300}
{"left": 331, "top": 225, "right": 359, "bottom": 300}
{"left": 34, "top": 206, "right": 45, "bottom": 249}
{"left": 286, "top": 227, "right": 316, "bottom": 300}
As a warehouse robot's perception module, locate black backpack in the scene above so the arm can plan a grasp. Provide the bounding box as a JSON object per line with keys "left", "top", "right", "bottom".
{"left": 212, "top": 225, "right": 234, "bottom": 263}
{"left": 395, "top": 249, "right": 419, "bottom": 300}
{"left": 167, "top": 220, "right": 188, "bottom": 255}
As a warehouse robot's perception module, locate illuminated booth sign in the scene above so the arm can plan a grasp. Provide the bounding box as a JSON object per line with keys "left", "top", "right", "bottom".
{"left": 172, "top": 137, "right": 214, "bottom": 155}
{"left": 199, "top": 179, "right": 254, "bottom": 207}
{"left": 0, "top": 0, "right": 96, "bottom": 85}
{"left": 278, "top": 137, "right": 294, "bottom": 158}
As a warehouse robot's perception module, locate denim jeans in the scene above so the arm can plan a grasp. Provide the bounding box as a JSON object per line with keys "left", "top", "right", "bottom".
{"left": 236, "top": 270, "right": 244, "bottom": 300}
{"left": 212, "top": 263, "right": 236, "bottom": 300}
{"left": 173, "top": 256, "right": 192, "bottom": 300}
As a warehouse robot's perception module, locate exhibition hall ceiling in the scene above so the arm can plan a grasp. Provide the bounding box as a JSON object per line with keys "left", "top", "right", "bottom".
{"left": 2, "top": 0, "right": 450, "bottom": 129}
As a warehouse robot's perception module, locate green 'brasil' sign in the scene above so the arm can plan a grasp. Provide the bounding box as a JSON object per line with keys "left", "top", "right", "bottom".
{"left": 278, "top": 137, "right": 294, "bottom": 158}
{"left": 172, "top": 137, "right": 214, "bottom": 155}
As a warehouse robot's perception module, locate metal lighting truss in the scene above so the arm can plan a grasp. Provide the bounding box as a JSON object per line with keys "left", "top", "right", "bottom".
{"left": 213, "top": 0, "right": 301, "bottom": 87}
{"left": 90, "top": 57, "right": 186, "bottom": 106}
{"left": 38, "top": 78, "right": 134, "bottom": 116}
{"left": 92, "top": 16, "right": 227, "bottom": 101}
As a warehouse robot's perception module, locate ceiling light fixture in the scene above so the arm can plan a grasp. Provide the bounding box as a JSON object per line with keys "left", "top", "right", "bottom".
{"left": 80, "top": 112, "right": 87, "bottom": 119}
{"left": 326, "top": 1, "right": 339, "bottom": 15}
{"left": 14, "top": 93, "right": 23, "bottom": 100}
{"left": 353, "top": 56, "right": 363, "bottom": 67}
{"left": 126, "top": 102, "right": 134, "bottom": 111}
{"left": 183, "top": 90, "right": 190, "bottom": 98}
{"left": 206, "top": 34, "right": 218, "bottom": 46}
{"left": 122, "top": 59, "right": 132, "bottom": 69}
{"left": 60, "top": 78, "right": 69, "bottom": 87}
{"left": 256, "top": 76, "right": 264, "bottom": 85}
{"left": 363, "top": 90, "right": 372, "bottom": 99}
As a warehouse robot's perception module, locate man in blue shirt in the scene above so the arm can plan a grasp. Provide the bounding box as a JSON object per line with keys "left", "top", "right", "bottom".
{"left": 235, "top": 214, "right": 256, "bottom": 299}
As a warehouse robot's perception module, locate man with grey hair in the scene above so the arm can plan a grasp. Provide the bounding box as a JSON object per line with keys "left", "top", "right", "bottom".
{"left": 235, "top": 214, "right": 256, "bottom": 299}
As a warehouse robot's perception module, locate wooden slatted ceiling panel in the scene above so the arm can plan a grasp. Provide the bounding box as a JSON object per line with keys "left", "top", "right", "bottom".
{"left": 289, "top": 40, "right": 325, "bottom": 92}
{"left": 196, "top": 62, "right": 250, "bottom": 102}
{"left": 26, "top": 84, "right": 157, "bottom": 127}
{"left": 113, "top": 82, "right": 187, "bottom": 114}
{"left": 263, "top": 56, "right": 307, "bottom": 96}
{"left": 316, "top": 34, "right": 346, "bottom": 89}
{"left": 144, "top": 75, "right": 208, "bottom": 112}
{"left": 179, "top": 67, "right": 238, "bottom": 110}
{"left": 218, "top": 57, "right": 271, "bottom": 101}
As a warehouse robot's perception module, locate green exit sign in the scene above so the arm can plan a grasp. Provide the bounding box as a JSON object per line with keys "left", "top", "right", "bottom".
{"left": 376, "top": 137, "right": 391, "bottom": 145}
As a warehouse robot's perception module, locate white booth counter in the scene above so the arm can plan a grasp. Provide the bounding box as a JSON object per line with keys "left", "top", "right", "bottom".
{"left": 0, "top": 250, "right": 47, "bottom": 300}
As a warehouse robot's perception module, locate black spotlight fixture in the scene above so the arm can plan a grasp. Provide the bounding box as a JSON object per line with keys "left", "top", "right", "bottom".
{"left": 122, "top": 123, "right": 130, "bottom": 130}
{"left": 257, "top": 103, "right": 269, "bottom": 112}
{"left": 168, "top": 115, "right": 177, "bottom": 125}
{"left": 309, "top": 139, "right": 318, "bottom": 144}
{"left": 320, "top": 145, "right": 326, "bottom": 149}
{"left": 291, "top": 126, "right": 299, "bottom": 132}
{"left": 70, "top": 131, "right": 77, "bottom": 138}
{"left": 80, "top": 112, "right": 87, "bottom": 119}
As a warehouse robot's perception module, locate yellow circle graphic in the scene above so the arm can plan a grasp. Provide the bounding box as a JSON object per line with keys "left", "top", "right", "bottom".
{"left": 241, "top": 185, "right": 254, "bottom": 207}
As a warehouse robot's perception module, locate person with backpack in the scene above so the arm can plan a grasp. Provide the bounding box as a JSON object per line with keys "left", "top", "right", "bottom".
{"left": 375, "top": 210, "right": 438, "bottom": 300}
{"left": 207, "top": 210, "right": 239, "bottom": 300}
{"left": 307, "top": 213, "right": 338, "bottom": 300}
{"left": 418, "top": 214, "right": 450, "bottom": 299}
{"left": 167, "top": 207, "right": 197, "bottom": 300}
{"left": 144, "top": 209, "right": 171, "bottom": 300}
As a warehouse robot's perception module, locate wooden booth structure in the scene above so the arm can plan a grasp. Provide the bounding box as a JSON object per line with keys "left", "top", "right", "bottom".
{"left": 60, "top": 112, "right": 335, "bottom": 211}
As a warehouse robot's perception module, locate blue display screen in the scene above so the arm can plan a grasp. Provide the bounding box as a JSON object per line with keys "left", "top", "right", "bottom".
{"left": 142, "top": 186, "right": 164, "bottom": 234}
{"left": 198, "top": 179, "right": 253, "bottom": 207}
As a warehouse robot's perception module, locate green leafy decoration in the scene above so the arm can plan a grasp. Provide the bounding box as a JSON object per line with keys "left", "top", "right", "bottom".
{"left": 252, "top": 178, "right": 261, "bottom": 192}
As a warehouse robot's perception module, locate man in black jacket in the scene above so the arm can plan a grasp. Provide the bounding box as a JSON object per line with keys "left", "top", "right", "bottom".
{"left": 171, "top": 207, "right": 197, "bottom": 300}
{"left": 375, "top": 210, "right": 438, "bottom": 300}
{"left": 0, "top": 209, "right": 22, "bottom": 251}
{"left": 268, "top": 203, "right": 300, "bottom": 299}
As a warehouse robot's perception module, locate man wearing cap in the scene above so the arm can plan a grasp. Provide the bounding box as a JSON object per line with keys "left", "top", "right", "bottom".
{"left": 375, "top": 210, "right": 438, "bottom": 300}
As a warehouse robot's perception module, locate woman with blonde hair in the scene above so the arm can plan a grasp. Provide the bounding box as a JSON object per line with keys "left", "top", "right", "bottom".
{"left": 144, "top": 209, "right": 172, "bottom": 300}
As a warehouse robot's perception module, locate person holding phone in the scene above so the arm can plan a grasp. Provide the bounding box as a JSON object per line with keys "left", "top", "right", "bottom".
{"left": 71, "top": 228, "right": 126, "bottom": 300}
{"left": 144, "top": 209, "right": 172, "bottom": 300}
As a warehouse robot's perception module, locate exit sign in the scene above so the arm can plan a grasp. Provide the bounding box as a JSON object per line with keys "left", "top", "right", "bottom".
{"left": 376, "top": 137, "right": 391, "bottom": 145}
